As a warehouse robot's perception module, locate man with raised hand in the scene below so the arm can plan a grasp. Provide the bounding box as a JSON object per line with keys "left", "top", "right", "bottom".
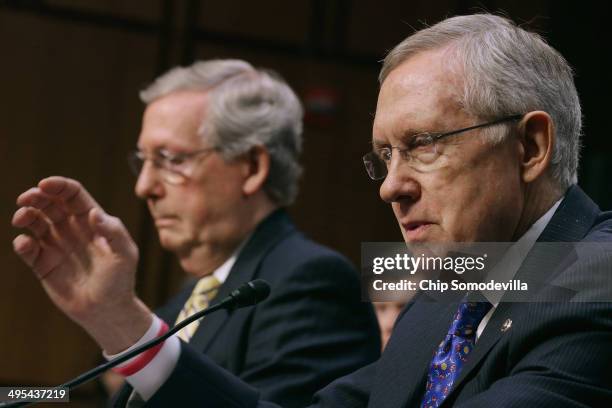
{"left": 12, "top": 60, "right": 380, "bottom": 407}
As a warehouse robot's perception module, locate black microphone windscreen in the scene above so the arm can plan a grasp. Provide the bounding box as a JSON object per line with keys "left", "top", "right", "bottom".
{"left": 229, "top": 279, "right": 271, "bottom": 308}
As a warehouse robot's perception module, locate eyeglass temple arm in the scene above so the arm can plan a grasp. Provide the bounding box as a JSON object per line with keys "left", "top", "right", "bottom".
{"left": 434, "top": 114, "right": 524, "bottom": 141}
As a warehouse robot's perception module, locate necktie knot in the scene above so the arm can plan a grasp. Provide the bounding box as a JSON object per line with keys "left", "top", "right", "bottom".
{"left": 175, "top": 275, "right": 221, "bottom": 342}
{"left": 189, "top": 275, "right": 221, "bottom": 308}
{"left": 448, "top": 301, "right": 492, "bottom": 337}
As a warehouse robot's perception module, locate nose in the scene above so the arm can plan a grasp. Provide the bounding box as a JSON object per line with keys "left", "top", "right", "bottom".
{"left": 134, "top": 161, "right": 164, "bottom": 199}
{"left": 379, "top": 159, "right": 421, "bottom": 204}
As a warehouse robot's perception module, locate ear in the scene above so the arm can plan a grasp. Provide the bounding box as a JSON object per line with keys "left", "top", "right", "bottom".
{"left": 518, "top": 111, "right": 555, "bottom": 184}
{"left": 242, "top": 145, "right": 270, "bottom": 196}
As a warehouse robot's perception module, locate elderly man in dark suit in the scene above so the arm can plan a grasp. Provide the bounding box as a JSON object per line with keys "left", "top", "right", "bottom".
{"left": 13, "top": 14, "right": 612, "bottom": 407}
{"left": 11, "top": 60, "right": 379, "bottom": 407}
{"left": 325, "top": 13, "right": 611, "bottom": 407}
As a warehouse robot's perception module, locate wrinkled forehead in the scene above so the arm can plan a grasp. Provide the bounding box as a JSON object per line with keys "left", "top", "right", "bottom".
{"left": 373, "top": 49, "right": 466, "bottom": 143}
{"left": 139, "top": 91, "right": 210, "bottom": 151}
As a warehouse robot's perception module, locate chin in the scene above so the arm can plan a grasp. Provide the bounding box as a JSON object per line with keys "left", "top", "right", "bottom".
{"left": 158, "top": 231, "right": 187, "bottom": 252}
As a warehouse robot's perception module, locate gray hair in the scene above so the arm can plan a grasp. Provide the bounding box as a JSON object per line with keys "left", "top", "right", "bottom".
{"left": 140, "top": 59, "right": 304, "bottom": 206}
{"left": 380, "top": 14, "right": 581, "bottom": 188}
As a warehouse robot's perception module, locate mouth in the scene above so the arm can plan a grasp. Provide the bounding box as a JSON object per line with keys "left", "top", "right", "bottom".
{"left": 153, "top": 215, "right": 178, "bottom": 227}
{"left": 401, "top": 221, "right": 434, "bottom": 241}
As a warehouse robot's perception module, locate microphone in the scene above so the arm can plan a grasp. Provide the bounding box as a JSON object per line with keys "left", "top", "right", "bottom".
{"left": 227, "top": 279, "right": 271, "bottom": 309}
{"left": 1, "top": 279, "right": 271, "bottom": 407}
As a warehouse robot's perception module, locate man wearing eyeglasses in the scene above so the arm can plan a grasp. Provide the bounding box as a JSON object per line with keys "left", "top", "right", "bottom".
{"left": 353, "top": 14, "right": 611, "bottom": 406}
{"left": 11, "top": 60, "right": 380, "bottom": 407}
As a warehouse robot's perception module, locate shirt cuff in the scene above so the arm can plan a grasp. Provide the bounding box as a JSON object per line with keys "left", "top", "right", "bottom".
{"left": 103, "top": 314, "right": 181, "bottom": 400}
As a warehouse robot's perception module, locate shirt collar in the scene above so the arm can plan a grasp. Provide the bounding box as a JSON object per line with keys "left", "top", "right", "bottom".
{"left": 481, "top": 197, "right": 563, "bottom": 306}
{"left": 212, "top": 233, "right": 252, "bottom": 284}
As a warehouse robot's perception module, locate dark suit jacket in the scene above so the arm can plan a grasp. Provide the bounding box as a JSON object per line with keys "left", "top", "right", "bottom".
{"left": 142, "top": 186, "right": 612, "bottom": 407}
{"left": 114, "top": 210, "right": 380, "bottom": 407}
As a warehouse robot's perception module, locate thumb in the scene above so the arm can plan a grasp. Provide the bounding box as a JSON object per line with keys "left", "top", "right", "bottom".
{"left": 89, "top": 208, "right": 138, "bottom": 259}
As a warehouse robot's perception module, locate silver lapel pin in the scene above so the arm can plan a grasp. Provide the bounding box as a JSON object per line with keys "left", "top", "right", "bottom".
{"left": 501, "top": 318, "right": 512, "bottom": 332}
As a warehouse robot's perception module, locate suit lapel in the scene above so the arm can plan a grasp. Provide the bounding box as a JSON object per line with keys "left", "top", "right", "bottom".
{"left": 445, "top": 185, "right": 600, "bottom": 399}
{"left": 188, "top": 210, "right": 296, "bottom": 352}
{"left": 448, "top": 302, "right": 511, "bottom": 392}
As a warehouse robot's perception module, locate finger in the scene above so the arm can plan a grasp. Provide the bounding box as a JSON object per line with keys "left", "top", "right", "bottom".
{"left": 13, "top": 234, "right": 41, "bottom": 269}
{"left": 17, "top": 188, "right": 69, "bottom": 223}
{"left": 67, "top": 212, "right": 94, "bottom": 243}
{"left": 16, "top": 236, "right": 69, "bottom": 280}
{"left": 17, "top": 187, "right": 53, "bottom": 208}
{"left": 54, "top": 216, "right": 89, "bottom": 254}
{"left": 89, "top": 208, "right": 138, "bottom": 259}
{"left": 13, "top": 207, "right": 88, "bottom": 263}
{"left": 13, "top": 221, "right": 68, "bottom": 280}
{"left": 38, "top": 177, "right": 101, "bottom": 241}
{"left": 17, "top": 187, "right": 48, "bottom": 207}
{"left": 38, "top": 177, "right": 101, "bottom": 216}
{"left": 12, "top": 207, "right": 51, "bottom": 239}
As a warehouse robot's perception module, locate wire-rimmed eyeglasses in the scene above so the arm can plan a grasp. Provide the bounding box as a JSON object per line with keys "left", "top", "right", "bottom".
{"left": 363, "top": 114, "right": 523, "bottom": 180}
{"left": 128, "top": 146, "right": 217, "bottom": 185}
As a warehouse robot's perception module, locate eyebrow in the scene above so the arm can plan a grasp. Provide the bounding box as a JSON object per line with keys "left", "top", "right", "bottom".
{"left": 372, "top": 128, "right": 431, "bottom": 149}
{"left": 371, "top": 139, "right": 388, "bottom": 149}
{"left": 136, "top": 145, "right": 192, "bottom": 155}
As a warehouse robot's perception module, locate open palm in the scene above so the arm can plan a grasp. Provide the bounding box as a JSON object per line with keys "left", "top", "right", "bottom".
{"left": 12, "top": 176, "right": 139, "bottom": 325}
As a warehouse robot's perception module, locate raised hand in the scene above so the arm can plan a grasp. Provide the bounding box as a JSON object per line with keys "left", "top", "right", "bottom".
{"left": 12, "top": 176, "right": 152, "bottom": 353}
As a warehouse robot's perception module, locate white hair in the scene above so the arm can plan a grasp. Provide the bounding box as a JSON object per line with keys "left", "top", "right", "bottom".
{"left": 140, "top": 59, "right": 304, "bottom": 206}
{"left": 380, "top": 14, "right": 582, "bottom": 188}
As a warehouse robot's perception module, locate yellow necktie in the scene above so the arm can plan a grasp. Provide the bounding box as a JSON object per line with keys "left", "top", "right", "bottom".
{"left": 175, "top": 275, "right": 221, "bottom": 342}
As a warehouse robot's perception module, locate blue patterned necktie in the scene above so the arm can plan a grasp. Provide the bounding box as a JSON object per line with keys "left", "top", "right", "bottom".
{"left": 421, "top": 301, "right": 493, "bottom": 408}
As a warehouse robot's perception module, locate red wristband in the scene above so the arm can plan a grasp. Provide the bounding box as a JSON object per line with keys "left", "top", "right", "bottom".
{"left": 112, "top": 321, "right": 169, "bottom": 377}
